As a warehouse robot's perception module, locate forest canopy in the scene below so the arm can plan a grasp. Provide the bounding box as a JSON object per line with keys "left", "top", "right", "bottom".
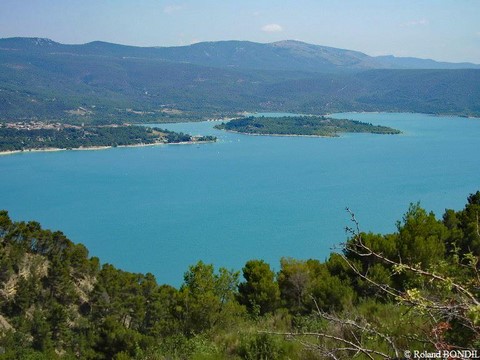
{"left": 0, "top": 124, "right": 216, "bottom": 152}
{"left": 0, "top": 192, "right": 479, "bottom": 359}
{"left": 215, "top": 116, "right": 401, "bottom": 137}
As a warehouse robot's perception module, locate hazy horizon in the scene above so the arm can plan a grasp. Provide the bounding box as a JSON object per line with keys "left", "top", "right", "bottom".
{"left": 1, "top": 0, "right": 479, "bottom": 64}
{"left": 3, "top": 36, "right": 480, "bottom": 65}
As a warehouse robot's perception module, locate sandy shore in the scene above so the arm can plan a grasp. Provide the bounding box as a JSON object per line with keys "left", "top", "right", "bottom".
{"left": 0, "top": 147, "right": 67, "bottom": 156}
{"left": 72, "top": 146, "right": 112, "bottom": 151}
{"left": 0, "top": 140, "right": 215, "bottom": 156}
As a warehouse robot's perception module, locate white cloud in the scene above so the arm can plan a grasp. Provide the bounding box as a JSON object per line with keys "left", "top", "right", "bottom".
{"left": 253, "top": 11, "right": 261, "bottom": 17}
{"left": 261, "top": 24, "right": 283, "bottom": 33}
{"left": 163, "top": 4, "right": 185, "bottom": 14}
{"left": 402, "top": 18, "right": 429, "bottom": 27}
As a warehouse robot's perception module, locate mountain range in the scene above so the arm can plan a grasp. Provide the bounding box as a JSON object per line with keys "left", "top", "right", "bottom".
{"left": 1, "top": 37, "right": 479, "bottom": 123}
{"left": 2, "top": 37, "right": 479, "bottom": 72}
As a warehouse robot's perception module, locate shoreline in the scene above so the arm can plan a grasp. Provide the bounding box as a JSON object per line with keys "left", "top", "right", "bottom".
{"left": 324, "top": 110, "right": 480, "bottom": 120}
{"left": 0, "top": 140, "right": 215, "bottom": 156}
{"left": 221, "top": 129, "right": 400, "bottom": 137}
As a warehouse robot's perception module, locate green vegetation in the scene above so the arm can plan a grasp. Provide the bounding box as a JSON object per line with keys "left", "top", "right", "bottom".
{"left": 1, "top": 38, "right": 479, "bottom": 125}
{"left": 1, "top": 191, "right": 479, "bottom": 358}
{"left": 215, "top": 116, "right": 401, "bottom": 137}
{"left": 0, "top": 125, "right": 216, "bottom": 152}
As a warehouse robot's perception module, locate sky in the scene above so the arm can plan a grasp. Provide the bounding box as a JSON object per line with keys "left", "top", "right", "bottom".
{"left": 1, "top": 0, "right": 479, "bottom": 63}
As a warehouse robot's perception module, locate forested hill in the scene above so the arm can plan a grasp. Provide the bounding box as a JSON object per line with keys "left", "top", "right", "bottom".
{"left": 2, "top": 38, "right": 479, "bottom": 72}
{"left": 1, "top": 37, "right": 480, "bottom": 124}
{"left": 0, "top": 192, "right": 479, "bottom": 358}
{"left": 215, "top": 116, "right": 401, "bottom": 136}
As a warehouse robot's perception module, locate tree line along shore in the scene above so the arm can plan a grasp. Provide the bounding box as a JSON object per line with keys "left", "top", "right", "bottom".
{"left": 0, "top": 115, "right": 400, "bottom": 155}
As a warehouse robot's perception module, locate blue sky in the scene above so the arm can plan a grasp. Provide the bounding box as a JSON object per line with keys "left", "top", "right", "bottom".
{"left": 1, "top": 0, "right": 479, "bottom": 63}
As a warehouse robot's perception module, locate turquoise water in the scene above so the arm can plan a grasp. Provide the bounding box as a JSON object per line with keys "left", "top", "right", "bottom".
{"left": 1, "top": 113, "right": 479, "bottom": 285}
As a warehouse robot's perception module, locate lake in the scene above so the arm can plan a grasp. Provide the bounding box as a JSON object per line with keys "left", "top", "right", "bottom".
{"left": 1, "top": 112, "right": 479, "bottom": 285}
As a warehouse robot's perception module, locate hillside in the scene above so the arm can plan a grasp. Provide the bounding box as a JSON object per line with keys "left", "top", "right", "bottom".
{"left": 0, "top": 192, "right": 479, "bottom": 358}
{"left": 1, "top": 37, "right": 480, "bottom": 124}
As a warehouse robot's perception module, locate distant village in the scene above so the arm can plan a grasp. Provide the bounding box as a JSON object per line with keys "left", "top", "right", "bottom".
{"left": 0, "top": 121, "right": 128, "bottom": 130}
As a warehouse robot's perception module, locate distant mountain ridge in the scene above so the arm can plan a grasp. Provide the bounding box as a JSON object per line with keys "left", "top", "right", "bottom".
{"left": 1, "top": 37, "right": 479, "bottom": 72}
{"left": 1, "top": 37, "right": 479, "bottom": 122}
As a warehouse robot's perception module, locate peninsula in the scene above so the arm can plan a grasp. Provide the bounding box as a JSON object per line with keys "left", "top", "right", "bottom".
{"left": 214, "top": 115, "right": 401, "bottom": 137}
{"left": 0, "top": 122, "right": 216, "bottom": 154}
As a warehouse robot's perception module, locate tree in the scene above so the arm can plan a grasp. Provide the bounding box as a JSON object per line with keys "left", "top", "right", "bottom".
{"left": 30, "top": 310, "right": 53, "bottom": 353}
{"left": 178, "top": 261, "right": 243, "bottom": 335}
{"left": 446, "top": 191, "right": 480, "bottom": 255}
{"left": 395, "top": 203, "right": 447, "bottom": 268}
{"left": 271, "top": 198, "right": 480, "bottom": 359}
{"left": 278, "top": 258, "right": 354, "bottom": 314}
{"left": 277, "top": 258, "right": 311, "bottom": 314}
{"left": 238, "top": 260, "right": 280, "bottom": 316}
{"left": 141, "top": 284, "right": 180, "bottom": 338}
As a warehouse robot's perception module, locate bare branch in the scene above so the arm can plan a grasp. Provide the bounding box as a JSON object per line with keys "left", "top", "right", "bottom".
{"left": 343, "top": 212, "right": 480, "bottom": 307}
{"left": 262, "top": 330, "right": 391, "bottom": 359}
{"left": 316, "top": 310, "right": 400, "bottom": 358}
